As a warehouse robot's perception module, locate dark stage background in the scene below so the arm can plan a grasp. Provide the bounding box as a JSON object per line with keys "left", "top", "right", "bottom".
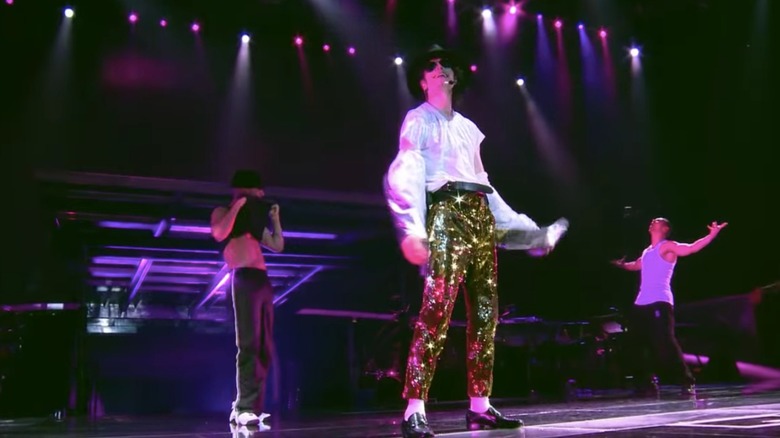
{"left": 0, "top": 0, "right": 776, "bottom": 417}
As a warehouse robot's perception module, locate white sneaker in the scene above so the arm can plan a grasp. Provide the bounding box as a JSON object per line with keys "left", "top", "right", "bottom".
{"left": 230, "top": 423, "right": 271, "bottom": 436}
{"left": 230, "top": 411, "right": 259, "bottom": 426}
{"left": 229, "top": 410, "right": 270, "bottom": 425}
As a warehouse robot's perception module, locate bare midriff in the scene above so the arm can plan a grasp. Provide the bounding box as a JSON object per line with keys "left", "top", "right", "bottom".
{"left": 223, "top": 234, "right": 266, "bottom": 270}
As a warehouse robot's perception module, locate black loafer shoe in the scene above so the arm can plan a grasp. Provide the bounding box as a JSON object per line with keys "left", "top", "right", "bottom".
{"left": 466, "top": 407, "right": 523, "bottom": 430}
{"left": 402, "top": 412, "right": 435, "bottom": 438}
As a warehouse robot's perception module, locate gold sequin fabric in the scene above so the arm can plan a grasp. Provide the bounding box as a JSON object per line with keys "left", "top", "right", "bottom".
{"left": 402, "top": 191, "right": 499, "bottom": 400}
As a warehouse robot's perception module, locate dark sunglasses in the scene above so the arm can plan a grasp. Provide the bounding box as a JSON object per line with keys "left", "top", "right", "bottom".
{"left": 424, "top": 58, "right": 454, "bottom": 72}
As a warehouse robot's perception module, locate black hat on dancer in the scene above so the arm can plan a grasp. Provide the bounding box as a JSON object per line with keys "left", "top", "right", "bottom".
{"left": 231, "top": 169, "right": 263, "bottom": 189}
{"left": 405, "top": 44, "right": 473, "bottom": 101}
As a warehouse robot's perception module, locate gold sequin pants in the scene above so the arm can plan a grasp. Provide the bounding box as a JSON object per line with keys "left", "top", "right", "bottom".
{"left": 402, "top": 192, "right": 498, "bottom": 401}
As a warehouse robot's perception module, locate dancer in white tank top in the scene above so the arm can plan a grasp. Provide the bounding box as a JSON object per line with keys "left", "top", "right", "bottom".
{"left": 612, "top": 218, "right": 728, "bottom": 397}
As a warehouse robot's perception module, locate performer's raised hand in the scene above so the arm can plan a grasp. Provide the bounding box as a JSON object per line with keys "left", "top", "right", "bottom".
{"left": 268, "top": 204, "right": 280, "bottom": 223}
{"left": 707, "top": 221, "right": 728, "bottom": 236}
{"left": 401, "top": 235, "right": 429, "bottom": 266}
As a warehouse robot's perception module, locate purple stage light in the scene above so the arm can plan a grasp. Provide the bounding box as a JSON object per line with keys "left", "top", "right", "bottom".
{"left": 96, "top": 220, "right": 338, "bottom": 240}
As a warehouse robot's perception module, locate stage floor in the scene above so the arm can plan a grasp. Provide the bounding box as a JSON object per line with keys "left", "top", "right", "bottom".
{"left": 3, "top": 385, "right": 780, "bottom": 437}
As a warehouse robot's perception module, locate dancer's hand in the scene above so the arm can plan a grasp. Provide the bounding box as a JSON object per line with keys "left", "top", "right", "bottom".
{"left": 610, "top": 257, "right": 626, "bottom": 267}
{"left": 401, "top": 235, "right": 429, "bottom": 266}
{"left": 707, "top": 221, "right": 728, "bottom": 236}
{"left": 268, "top": 204, "right": 280, "bottom": 223}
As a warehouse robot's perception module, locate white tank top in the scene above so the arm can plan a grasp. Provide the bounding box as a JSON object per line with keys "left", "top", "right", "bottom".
{"left": 634, "top": 240, "right": 676, "bottom": 306}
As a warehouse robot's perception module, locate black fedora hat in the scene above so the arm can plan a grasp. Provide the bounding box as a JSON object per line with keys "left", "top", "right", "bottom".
{"left": 230, "top": 169, "right": 263, "bottom": 189}
{"left": 405, "top": 44, "right": 472, "bottom": 101}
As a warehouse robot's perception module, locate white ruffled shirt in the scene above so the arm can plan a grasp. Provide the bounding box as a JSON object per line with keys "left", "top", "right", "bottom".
{"left": 384, "top": 102, "right": 541, "bottom": 241}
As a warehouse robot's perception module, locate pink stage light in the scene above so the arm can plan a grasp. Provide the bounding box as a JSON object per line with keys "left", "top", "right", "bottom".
{"left": 470, "top": 64, "right": 478, "bottom": 72}
{"left": 578, "top": 23, "right": 584, "bottom": 30}
{"left": 599, "top": 29, "right": 607, "bottom": 38}
{"left": 322, "top": 44, "right": 331, "bottom": 52}
{"left": 348, "top": 46, "right": 356, "bottom": 55}
{"left": 294, "top": 36, "right": 303, "bottom": 46}
{"left": 159, "top": 19, "right": 167, "bottom": 27}
{"left": 129, "top": 13, "right": 138, "bottom": 23}
{"left": 6, "top": 0, "right": 13, "bottom": 5}
{"left": 554, "top": 20, "right": 562, "bottom": 29}
{"left": 509, "top": 5, "right": 517, "bottom": 15}
{"left": 191, "top": 22, "right": 200, "bottom": 32}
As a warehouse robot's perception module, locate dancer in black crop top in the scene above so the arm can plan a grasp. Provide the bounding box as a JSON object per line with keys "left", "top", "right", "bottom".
{"left": 210, "top": 170, "right": 284, "bottom": 427}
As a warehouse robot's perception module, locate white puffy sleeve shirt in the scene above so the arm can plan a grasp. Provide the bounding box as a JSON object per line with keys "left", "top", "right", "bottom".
{"left": 383, "top": 102, "right": 541, "bottom": 245}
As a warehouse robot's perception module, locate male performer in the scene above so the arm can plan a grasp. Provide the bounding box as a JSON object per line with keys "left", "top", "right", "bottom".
{"left": 612, "top": 218, "right": 728, "bottom": 397}
{"left": 210, "top": 170, "right": 284, "bottom": 426}
{"left": 384, "top": 45, "right": 569, "bottom": 437}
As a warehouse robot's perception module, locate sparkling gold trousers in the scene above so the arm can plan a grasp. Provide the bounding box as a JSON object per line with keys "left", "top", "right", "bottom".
{"left": 403, "top": 192, "right": 498, "bottom": 400}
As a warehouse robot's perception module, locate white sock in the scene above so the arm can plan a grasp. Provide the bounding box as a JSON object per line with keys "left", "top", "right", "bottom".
{"left": 470, "top": 396, "right": 490, "bottom": 413}
{"left": 404, "top": 399, "right": 425, "bottom": 421}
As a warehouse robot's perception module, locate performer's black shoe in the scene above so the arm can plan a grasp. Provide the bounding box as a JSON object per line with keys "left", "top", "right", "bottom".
{"left": 466, "top": 407, "right": 523, "bottom": 430}
{"left": 401, "top": 412, "right": 435, "bottom": 438}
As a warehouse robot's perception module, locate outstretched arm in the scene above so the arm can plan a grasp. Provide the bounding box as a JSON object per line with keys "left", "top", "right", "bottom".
{"left": 666, "top": 221, "right": 728, "bottom": 257}
{"left": 473, "top": 142, "right": 540, "bottom": 232}
{"left": 611, "top": 256, "right": 642, "bottom": 271}
{"left": 472, "top": 137, "right": 568, "bottom": 251}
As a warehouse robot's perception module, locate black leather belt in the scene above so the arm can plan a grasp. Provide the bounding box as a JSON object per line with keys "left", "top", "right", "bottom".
{"left": 439, "top": 181, "right": 494, "bottom": 194}
{"left": 427, "top": 181, "right": 494, "bottom": 206}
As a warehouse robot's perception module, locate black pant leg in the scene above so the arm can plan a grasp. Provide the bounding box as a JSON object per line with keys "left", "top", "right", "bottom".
{"left": 231, "top": 268, "right": 274, "bottom": 413}
{"left": 628, "top": 305, "right": 654, "bottom": 388}
{"left": 650, "top": 303, "right": 694, "bottom": 385}
{"left": 253, "top": 277, "right": 275, "bottom": 413}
